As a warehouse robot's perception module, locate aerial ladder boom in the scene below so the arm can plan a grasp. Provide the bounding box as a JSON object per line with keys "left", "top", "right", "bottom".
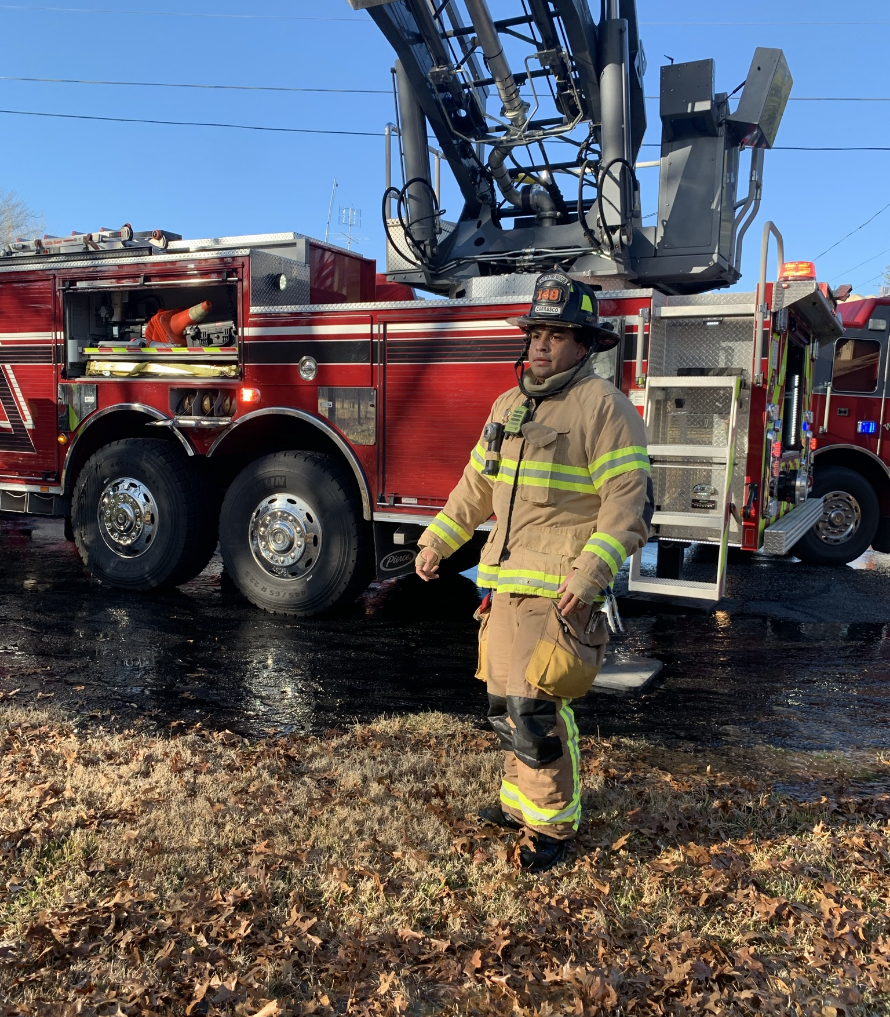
{"left": 348, "top": 0, "right": 791, "bottom": 295}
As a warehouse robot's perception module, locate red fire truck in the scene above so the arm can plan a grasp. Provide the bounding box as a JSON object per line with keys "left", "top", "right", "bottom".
{"left": 2, "top": 0, "right": 847, "bottom": 612}
{"left": 792, "top": 294, "right": 890, "bottom": 565}
{"left": 0, "top": 222, "right": 843, "bottom": 613}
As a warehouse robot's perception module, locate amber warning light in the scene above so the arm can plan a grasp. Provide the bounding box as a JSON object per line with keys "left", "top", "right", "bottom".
{"left": 239, "top": 387, "right": 261, "bottom": 404}
{"left": 778, "top": 261, "right": 817, "bottom": 281}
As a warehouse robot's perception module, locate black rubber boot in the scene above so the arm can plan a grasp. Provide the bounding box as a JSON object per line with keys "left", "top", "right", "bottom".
{"left": 477, "top": 805, "right": 523, "bottom": 831}
{"left": 519, "top": 831, "right": 570, "bottom": 873}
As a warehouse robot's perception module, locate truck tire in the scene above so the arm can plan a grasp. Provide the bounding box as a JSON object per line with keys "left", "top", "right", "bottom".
{"left": 792, "top": 466, "right": 879, "bottom": 565}
{"left": 72, "top": 438, "right": 218, "bottom": 590}
{"left": 218, "top": 451, "right": 370, "bottom": 616}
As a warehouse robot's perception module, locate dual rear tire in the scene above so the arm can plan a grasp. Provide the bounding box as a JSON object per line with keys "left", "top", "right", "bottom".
{"left": 72, "top": 440, "right": 368, "bottom": 615}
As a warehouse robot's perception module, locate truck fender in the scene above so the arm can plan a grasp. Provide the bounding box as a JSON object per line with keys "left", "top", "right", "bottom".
{"left": 61, "top": 403, "right": 194, "bottom": 496}
{"left": 813, "top": 443, "right": 890, "bottom": 479}
{"left": 207, "top": 407, "right": 372, "bottom": 521}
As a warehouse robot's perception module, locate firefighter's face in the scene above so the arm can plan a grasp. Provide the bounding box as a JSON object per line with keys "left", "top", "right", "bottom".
{"left": 527, "top": 325, "right": 588, "bottom": 379}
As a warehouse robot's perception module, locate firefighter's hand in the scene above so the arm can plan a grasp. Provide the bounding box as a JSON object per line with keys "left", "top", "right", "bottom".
{"left": 556, "top": 578, "right": 587, "bottom": 617}
{"left": 415, "top": 547, "right": 441, "bottom": 582}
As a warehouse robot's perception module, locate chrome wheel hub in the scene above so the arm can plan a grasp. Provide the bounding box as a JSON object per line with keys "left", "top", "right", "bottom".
{"left": 249, "top": 493, "right": 321, "bottom": 579}
{"left": 98, "top": 477, "right": 158, "bottom": 557}
{"left": 815, "top": 490, "right": 861, "bottom": 545}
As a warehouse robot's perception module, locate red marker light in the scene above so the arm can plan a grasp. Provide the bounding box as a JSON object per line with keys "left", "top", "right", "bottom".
{"left": 778, "top": 261, "right": 817, "bottom": 281}
{"left": 239, "top": 387, "right": 261, "bottom": 404}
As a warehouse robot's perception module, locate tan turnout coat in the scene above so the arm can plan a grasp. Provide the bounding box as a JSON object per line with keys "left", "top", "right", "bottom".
{"left": 418, "top": 358, "right": 653, "bottom": 605}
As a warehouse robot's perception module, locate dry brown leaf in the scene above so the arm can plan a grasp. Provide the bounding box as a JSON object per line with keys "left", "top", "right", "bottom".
{"left": 249, "top": 1002, "right": 282, "bottom": 1017}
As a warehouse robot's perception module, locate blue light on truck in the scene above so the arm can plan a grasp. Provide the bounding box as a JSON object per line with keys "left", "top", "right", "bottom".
{"left": 857, "top": 421, "right": 878, "bottom": 435}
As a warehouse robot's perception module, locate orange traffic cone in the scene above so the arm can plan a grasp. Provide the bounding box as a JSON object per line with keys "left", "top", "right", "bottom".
{"left": 145, "top": 300, "right": 212, "bottom": 347}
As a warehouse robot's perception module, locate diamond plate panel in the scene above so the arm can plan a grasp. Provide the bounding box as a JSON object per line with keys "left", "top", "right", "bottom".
{"left": 649, "top": 385, "right": 734, "bottom": 447}
{"left": 653, "top": 462, "right": 726, "bottom": 521}
{"left": 451, "top": 274, "right": 538, "bottom": 300}
{"left": 653, "top": 382, "right": 750, "bottom": 544}
{"left": 647, "top": 310, "right": 754, "bottom": 545}
{"left": 649, "top": 315, "right": 755, "bottom": 378}
{"left": 249, "top": 249, "right": 310, "bottom": 307}
{"left": 386, "top": 219, "right": 455, "bottom": 274}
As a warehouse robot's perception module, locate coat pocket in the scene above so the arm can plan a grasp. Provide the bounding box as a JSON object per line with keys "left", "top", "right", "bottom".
{"left": 525, "top": 601, "right": 608, "bottom": 699}
{"left": 473, "top": 593, "right": 493, "bottom": 681}
{"left": 518, "top": 423, "right": 570, "bottom": 506}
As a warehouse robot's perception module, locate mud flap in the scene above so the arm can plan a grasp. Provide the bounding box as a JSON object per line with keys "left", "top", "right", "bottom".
{"left": 372, "top": 521, "right": 421, "bottom": 580}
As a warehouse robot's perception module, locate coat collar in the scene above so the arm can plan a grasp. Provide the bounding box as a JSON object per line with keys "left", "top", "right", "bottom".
{"left": 520, "top": 354, "right": 596, "bottom": 397}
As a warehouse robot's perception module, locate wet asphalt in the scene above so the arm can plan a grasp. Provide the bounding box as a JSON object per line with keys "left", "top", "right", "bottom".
{"left": 0, "top": 515, "right": 889, "bottom": 753}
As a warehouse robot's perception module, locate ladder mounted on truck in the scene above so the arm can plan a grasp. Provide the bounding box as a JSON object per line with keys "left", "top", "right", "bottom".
{"left": 626, "top": 221, "right": 843, "bottom": 603}
{"left": 3, "top": 224, "right": 181, "bottom": 258}
{"left": 354, "top": 0, "right": 792, "bottom": 296}
{"left": 628, "top": 374, "right": 742, "bottom": 601}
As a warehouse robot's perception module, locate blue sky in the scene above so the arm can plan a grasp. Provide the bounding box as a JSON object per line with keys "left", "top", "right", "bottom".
{"left": 1, "top": 0, "right": 887, "bottom": 294}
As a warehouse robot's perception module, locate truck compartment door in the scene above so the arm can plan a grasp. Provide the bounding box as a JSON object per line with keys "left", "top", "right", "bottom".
{"left": 0, "top": 280, "right": 59, "bottom": 479}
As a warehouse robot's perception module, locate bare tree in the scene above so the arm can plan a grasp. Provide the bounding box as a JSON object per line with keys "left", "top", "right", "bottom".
{"left": 0, "top": 189, "right": 45, "bottom": 247}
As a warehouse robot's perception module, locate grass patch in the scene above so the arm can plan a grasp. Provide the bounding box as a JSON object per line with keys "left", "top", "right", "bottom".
{"left": 0, "top": 707, "right": 887, "bottom": 1015}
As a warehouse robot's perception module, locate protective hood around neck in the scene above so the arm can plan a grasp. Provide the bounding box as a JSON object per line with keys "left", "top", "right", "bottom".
{"left": 521, "top": 354, "right": 596, "bottom": 397}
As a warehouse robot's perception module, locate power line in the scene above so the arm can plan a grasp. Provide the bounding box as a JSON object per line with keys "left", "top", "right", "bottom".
{"left": 642, "top": 95, "right": 890, "bottom": 102}
{"left": 816, "top": 200, "right": 890, "bottom": 261}
{"left": 853, "top": 270, "right": 886, "bottom": 291}
{"left": 639, "top": 142, "right": 890, "bottom": 151}
{"left": 772, "top": 146, "right": 890, "bottom": 151}
{"left": 2, "top": 79, "right": 886, "bottom": 101}
{"left": 1, "top": 108, "right": 889, "bottom": 149}
{"left": 640, "top": 21, "right": 890, "bottom": 25}
{"left": 1, "top": 8, "right": 886, "bottom": 25}
{"left": 0, "top": 108, "right": 383, "bottom": 136}
{"left": 0, "top": 76, "right": 389, "bottom": 94}
{"left": 787, "top": 97, "right": 890, "bottom": 102}
{"left": 0, "top": 4, "right": 368, "bottom": 20}
{"left": 832, "top": 248, "right": 890, "bottom": 283}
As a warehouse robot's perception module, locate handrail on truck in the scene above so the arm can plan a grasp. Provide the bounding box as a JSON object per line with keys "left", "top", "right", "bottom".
{"left": 384, "top": 122, "right": 442, "bottom": 218}
{"left": 820, "top": 383, "right": 833, "bottom": 434}
{"left": 753, "top": 220, "right": 785, "bottom": 387}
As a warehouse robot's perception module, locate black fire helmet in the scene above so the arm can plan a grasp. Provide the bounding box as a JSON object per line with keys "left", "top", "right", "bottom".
{"left": 507, "top": 271, "right": 620, "bottom": 352}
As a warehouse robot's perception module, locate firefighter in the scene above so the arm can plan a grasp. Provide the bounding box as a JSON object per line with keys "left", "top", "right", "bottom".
{"left": 415, "top": 271, "right": 653, "bottom": 873}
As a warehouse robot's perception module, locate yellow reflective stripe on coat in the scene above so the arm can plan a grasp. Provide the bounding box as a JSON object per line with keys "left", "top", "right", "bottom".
{"left": 427, "top": 512, "right": 472, "bottom": 551}
{"left": 489, "top": 457, "right": 594, "bottom": 494}
{"left": 588, "top": 445, "right": 650, "bottom": 492}
{"left": 582, "top": 531, "right": 627, "bottom": 576}
{"left": 518, "top": 459, "right": 595, "bottom": 493}
{"left": 470, "top": 443, "right": 487, "bottom": 474}
{"left": 477, "top": 563, "right": 564, "bottom": 598}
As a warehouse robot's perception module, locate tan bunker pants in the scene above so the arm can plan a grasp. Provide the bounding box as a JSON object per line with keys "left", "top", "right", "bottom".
{"left": 477, "top": 592, "right": 608, "bottom": 840}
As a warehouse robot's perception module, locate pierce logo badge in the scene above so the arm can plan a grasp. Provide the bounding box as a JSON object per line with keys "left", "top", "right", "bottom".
{"left": 380, "top": 549, "right": 415, "bottom": 572}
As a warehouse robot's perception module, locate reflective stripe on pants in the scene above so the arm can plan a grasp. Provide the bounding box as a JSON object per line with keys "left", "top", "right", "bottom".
{"left": 482, "top": 592, "right": 602, "bottom": 840}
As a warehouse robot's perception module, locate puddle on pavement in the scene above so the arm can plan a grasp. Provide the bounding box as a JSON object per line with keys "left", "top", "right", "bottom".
{"left": 1, "top": 516, "right": 889, "bottom": 751}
